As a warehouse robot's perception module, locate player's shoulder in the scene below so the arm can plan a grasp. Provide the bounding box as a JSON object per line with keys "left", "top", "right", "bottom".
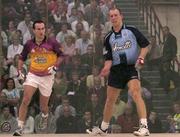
{"left": 125, "top": 25, "right": 139, "bottom": 31}
{"left": 104, "top": 30, "right": 113, "bottom": 40}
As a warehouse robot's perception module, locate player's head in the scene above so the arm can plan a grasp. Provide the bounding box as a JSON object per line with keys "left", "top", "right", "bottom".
{"left": 109, "top": 8, "right": 123, "bottom": 27}
{"left": 33, "top": 20, "right": 46, "bottom": 40}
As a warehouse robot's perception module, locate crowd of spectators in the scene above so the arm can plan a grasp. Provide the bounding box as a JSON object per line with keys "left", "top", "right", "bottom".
{"left": 0, "top": 0, "right": 179, "bottom": 134}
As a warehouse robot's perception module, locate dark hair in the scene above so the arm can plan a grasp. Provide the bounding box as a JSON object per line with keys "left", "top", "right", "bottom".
{"left": 4, "top": 78, "right": 15, "bottom": 89}
{"left": 109, "top": 7, "right": 122, "bottom": 15}
{"left": 33, "top": 20, "right": 45, "bottom": 29}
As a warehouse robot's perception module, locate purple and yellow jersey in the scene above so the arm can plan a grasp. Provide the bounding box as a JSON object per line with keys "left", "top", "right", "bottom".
{"left": 20, "top": 37, "right": 64, "bottom": 76}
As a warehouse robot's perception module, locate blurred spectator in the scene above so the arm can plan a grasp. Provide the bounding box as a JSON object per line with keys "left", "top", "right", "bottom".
{"left": 17, "top": 12, "right": 33, "bottom": 44}
{"left": 67, "top": 0, "right": 85, "bottom": 16}
{"left": 66, "top": 71, "right": 87, "bottom": 114}
{"left": 86, "top": 66, "right": 105, "bottom": 89}
{"left": 67, "top": 7, "right": 78, "bottom": 24}
{"left": 0, "top": 105, "right": 18, "bottom": 133}
{"left": 9, "top": 54, "right": 26, "bottom": 90}
{"left": 117, "top": 104, "right": 139, "bottom": 133}
{"left": 34, "top": 106, "right": 56, "bottom": 133}
{"left": 51, "top": 3, "right": 67, "bottom": 24}
{"left": 0, "top": 26, "right": 8, "bottom": 50}
{"left": 100, "top": 0, "right": 115, "bottom": 21}
{"left": 159, "top": 26, "right": 177, "bottom": 92}
{"left": 85, "top": 93, "right": 103, "bottom": 126}
{"left": 52, "top": 70, "right": 68, "bottom": 108}
{"left": 84, "top": 0, "right": 104, "bottom": 25}
{"left": 7, "top": 33, "right": 23, "bottom": 65}
{"left": 63, "top": 35, "right": 76, "bottom": 56}
{"left": 54, "top": 96, "right": 76, "bottom": 119}
{"left": 148, "top": 111, "right": 162, "bottom": 133}
{"left": 71, "top": 10, "right": 89, "bottom": 32}
{"left": 81, "top": 44, "right": 98, "bottom": 68}
{"left": 56, "top": 23, "right": 76, "bottom": 44}
{"left": 75, "top": 31, "right": 93, "bottom": 55}
{"left": 87, "top": 76, "right": 106, "bottom": 105}
{"left": 147, "top": 36, "right": 162, "bottom": 70}
{"left": 56, "top": 105, "right": 77, "bottom": 133}
{"left": 77, "top": 110, "right": 93, "bottom": 133}
{"left": 74, "top": 22, "right": 85, "bottom": 38}
{"left": 164, "top": 114, "right": 176, "bottom": 133}
{"left": 172, "top": 102, "right": 180, "bottom": 132}
{"left": 0, "top": 78, "right": 20, "bottom": 117}
{"left": 5, "top": 20, "right": 17, "bottom": 44}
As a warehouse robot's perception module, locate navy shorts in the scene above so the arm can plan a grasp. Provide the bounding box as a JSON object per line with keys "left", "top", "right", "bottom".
{"left": 108, "top": 64, "right": 139, "bottom": 89}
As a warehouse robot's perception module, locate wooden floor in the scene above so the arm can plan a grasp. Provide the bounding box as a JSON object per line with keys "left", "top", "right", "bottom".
{"left": 0, "top": 133, "right": 179, "bottom": 137}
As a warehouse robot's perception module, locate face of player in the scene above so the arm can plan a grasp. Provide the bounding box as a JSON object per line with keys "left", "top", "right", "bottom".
{"left": 33, "top": 23, "right": 46, "bottom": 40}
{"left": 109, "top": 9, "right": 123, "bottom": 29}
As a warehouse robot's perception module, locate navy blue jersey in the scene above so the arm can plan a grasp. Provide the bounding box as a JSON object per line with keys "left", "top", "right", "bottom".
{"left": 103, "top": 25, "right": 149, "bottom": 66}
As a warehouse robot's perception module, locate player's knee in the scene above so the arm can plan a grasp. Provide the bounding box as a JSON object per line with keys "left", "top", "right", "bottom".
{"left": 130, "top": 90, "right": 141, "bottom": 101}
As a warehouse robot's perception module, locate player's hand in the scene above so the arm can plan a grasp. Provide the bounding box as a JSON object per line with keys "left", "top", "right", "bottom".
{"left": 135, "top": 57, "right": 144, "bottom": 70}
{"left": 99, "top": 67, "right": 110, "bottom": 77}
{"left": 17, "top": 70, "right": 25, "bottom": 80}
{"left": 48, "top": 66, "right": 57, "bottom": 75}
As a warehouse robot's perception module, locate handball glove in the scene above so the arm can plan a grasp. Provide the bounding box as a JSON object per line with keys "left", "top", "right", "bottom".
{"left": 17, "top": 70, "right": 25, "bottom": 80}
{"left": 135, "top": 57, "right": 144, "bottom": 70}
{"left": 48, "top": 66, "right": 57, "bottom": 75}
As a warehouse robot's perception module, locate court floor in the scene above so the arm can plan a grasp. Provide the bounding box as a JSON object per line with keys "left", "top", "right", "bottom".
{"left": 0, "top": 133, "right": 179, "bottom": 137}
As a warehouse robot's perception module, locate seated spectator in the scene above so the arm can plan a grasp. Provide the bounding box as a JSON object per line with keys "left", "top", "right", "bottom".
{"left": 77, "top": 110, "right": 93, "bottom": 133}
{"left": 66, "top": 71, "right": 87, "bottom": 114}
{"left": 67, "top": 0, "right": 84, "bottom": 17}
{"left": 62, "top": 35, "right": 76, "bottom": 57}
{"left": 117, "top": 104, "right": 139, "bottom": 133}
{"left": 56, "top": 23, "right": 76, "bottom": 44}
{"left": 163, "top": 114, "right": 176, "bottom": 133}
{"left": 6, "top": 33, "right": 23, "bottom": 65}
{"left": 0, "top": 78, "right": 20, "bottom": 117}
{"left": 172, "top": 102, "right": 180, "bottom": 132}
{"left": 52, "top": 70, "right": 68, "bottom": 109}
{"left": 34, "top": 105, "right": 56, "bottom": 133}
{"left": 148, "top": 111, "right": 162, "bottom": 133}
{"left": 17, "top": 11, "right": 33, "bottom": 44}
{"left": 5, "top": 20, "right": 17, "bottom": 44}
{"left": 56, "top": 105, "right": 77, "bottom": 133}
{"left": 54, "top": 96, "right": 76, "bottom": 119}
{"left": 67, "top": 7, "right": 78, "bottom": 24}
{"left": 84, "top": 0, "right": 104, "bottom": 25}
{"left": 9, "top": 54, "right": 26, "bottom": 90}
{"left": 87, "top": 76, "right": 106, "bottom": 105}
{"left": 147, "top": 36, "right": 162, "bottom": 70}
{"left": 51, "top": 1, "right": 67, "bottom": 24}
{"left": 85, "top": 93, "right": 103, "bottom": 126}
{"left": 71, "top": 10, "right": 89, "bottom": 33}
{"left": 0, "top": 105, "right": 18, "bottom": 133}
{"left": 75, "top": 30, "right": 93, "bottom": 55}
{"left": 86, "top": 66, "right": 105, "bottom": 89}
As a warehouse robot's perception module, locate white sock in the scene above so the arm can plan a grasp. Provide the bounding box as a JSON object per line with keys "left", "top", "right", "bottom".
{"left": 140, "top": 118, "right": 147, "bottom": 126}
{"left": 18, "top": 120, "right": 24, "bottom": 129}
{"left": 41, "top": 113, "right": 48, "bottom": 118}
{"left": 101, "top": 121, "right": 109, "bottom": 130}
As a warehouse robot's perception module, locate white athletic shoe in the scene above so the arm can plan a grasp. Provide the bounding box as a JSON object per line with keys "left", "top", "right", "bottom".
{"left": 133, "top": 124, "right": 150, "bottom": 136}
{"left": 86, "top": 126, "right": 107, "bottom": 136}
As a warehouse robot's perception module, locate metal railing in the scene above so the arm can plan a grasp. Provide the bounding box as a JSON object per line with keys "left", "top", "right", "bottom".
{"left": 137, "top": 0, "right": 164, "bottom": 45}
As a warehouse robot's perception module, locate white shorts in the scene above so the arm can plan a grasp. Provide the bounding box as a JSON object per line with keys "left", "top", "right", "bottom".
{"left": 23, "top": 72, "right": 55, "bottom": 97}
